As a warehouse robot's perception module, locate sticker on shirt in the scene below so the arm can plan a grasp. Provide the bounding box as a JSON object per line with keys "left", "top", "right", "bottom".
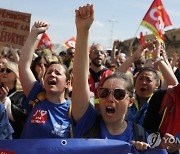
{"left": 31, "top": 109, "right": 48, "bottom": 124}
{"left": 51, "top": 122, "right": 68, "bottom": 137}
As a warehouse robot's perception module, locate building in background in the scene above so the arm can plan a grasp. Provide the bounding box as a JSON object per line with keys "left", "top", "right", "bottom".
{"left": 117, "top": 28, "right": 180, "bottom": 57}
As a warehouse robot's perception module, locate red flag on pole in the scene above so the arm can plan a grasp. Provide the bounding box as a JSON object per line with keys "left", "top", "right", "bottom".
{"left": 141, "top": 0, "right": 172, "bottom": 42}
{"left": 63, "top": 37, "right": 76, "bottom": 48}
{"left": 37, "top": 33, "right": 52, "bottom": 49}
{"left": 139, "top": 32, "right": 145, "bottom": 45}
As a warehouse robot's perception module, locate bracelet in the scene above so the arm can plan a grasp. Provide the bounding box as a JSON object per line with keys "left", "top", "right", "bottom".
{"left": 154, "top": 57, "right": 163, "bottom": 64}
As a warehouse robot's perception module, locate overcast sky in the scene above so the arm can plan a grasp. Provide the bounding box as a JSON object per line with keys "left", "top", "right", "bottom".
{"left": 1, "top": 0, "right": 180, "bottom": 49}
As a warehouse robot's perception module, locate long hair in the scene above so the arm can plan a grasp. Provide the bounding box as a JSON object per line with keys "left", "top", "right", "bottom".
{"left": 6, "top": 62, "right": 22, "bottom": 91}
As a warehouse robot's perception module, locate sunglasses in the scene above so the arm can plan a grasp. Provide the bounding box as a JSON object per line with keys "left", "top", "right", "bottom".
{"left": 97, "top": 87, "right": 129, "bottom": 101}
{"left": 68, "top": 52, "right": 74, "bottom": 56}
{"left": 92, "top": 50, "right": 105, "bottom": 55}
{"left": 136, "top": 62, "right": 145, "bottom": 65}
{"left": 0, "top": 68, "right": 12, "bottom": 73}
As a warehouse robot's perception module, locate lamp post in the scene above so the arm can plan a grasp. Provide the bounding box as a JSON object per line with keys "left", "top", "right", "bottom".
{"left": 108, "top": 19, "right": 118, "bottom": 48}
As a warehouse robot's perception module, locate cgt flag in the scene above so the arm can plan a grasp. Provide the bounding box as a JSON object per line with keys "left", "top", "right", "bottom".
{"left": 63, "top": 37, "right": 76, "bottom": 48}
{"left": 37, "top": 32, "right": 52, "bottom": 49}
{"left": 141, "top": 0, "right": 172, "bottom": 42}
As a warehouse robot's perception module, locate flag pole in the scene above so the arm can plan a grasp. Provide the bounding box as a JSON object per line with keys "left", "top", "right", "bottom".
{"left": 129, "top": 24, "right": 141, "bottom": 56}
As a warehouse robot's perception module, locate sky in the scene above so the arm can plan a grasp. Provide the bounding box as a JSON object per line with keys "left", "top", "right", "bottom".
{"left": 1, "top": 0, "right": 180, "bottom": 50}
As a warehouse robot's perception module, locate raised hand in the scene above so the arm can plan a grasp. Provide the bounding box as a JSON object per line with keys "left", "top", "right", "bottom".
{"left": 133, "top": 40, "right": 153, "bottom": 60}
{"left": 31, "top": 21, "right": 49, "bottom": 35}
{"left": 75, "top": 4, "right": 94, "bottom": 31}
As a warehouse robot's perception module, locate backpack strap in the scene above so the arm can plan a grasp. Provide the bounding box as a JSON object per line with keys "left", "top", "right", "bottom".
{"left": 68, "top": 104, "right": 74, "bottom": 138}
{"left": 133, "top": 122, "right": 147, "bottom": 142}
{"left": 29, "top": 91, "right": 46, "bottom": 108}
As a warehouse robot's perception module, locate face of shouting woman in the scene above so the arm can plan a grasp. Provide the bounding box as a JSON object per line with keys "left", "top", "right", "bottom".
{"left": 43, "top": 63, "right": 68, "bottom": 95}
{"left": 135, "top": 70, "right": 159, "bottom": 99}
{"left": 98, "top": 78, "right": 133, "bottom": 125}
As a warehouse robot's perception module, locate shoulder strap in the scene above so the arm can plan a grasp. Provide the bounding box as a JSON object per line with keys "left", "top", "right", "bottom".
{"left": 68, "top": 104, "right": 74, "bottom": 138}
{"left": 29, "top": 91, "right": 46, "bottom": 108}
{"left": 133, "top": 122, "right": 147, "bottom": 142}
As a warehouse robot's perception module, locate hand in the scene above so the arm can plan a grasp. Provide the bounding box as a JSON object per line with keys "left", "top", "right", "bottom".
{"left": 152, "top": 38, "right": 163, "bottom": 60}
{"left": 131, "top": 140, "right": 150, "bottom": 151}
{"left": 75, "top": 4, "right": 94, "bottom": 31}
{"left": 31, "top": 21, "right": 49, "bottom": 35}
{"left": 2, "top": 97, "right": 11, "bottom": 109}
{"left": 133, "top": 40, "right": 152, "bottom": 60}
{"left": 113, "top": 40, "right": 120, "bottom": 47}
{"left": 0, "top": 85, "right": 9, "bottom": 103}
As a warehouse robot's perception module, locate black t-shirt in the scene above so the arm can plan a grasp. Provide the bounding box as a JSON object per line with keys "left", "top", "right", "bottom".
{"left": 174, "top": 68, "right": 180, "bottom": 83}
{"left": 8, "top": 89, "right": 28, "bottom": 139}
{"left": 143, "top": 89, "right": 167, "bottom": 134}
{"left": 89, "top": 68, "right": 108, "bottom": 83}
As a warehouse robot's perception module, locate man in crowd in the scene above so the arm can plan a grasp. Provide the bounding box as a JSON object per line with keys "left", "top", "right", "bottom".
{"left": 88, "top": 44, "right": 112, "bottom": 108}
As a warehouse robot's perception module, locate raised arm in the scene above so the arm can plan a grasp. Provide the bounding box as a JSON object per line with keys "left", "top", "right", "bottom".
{"left": 72, "top": 4, "right": 94, "bottom": 122}
{"left": 18, "top": 21, "right": 49, "bottom": 96}
{"left": 111, "top": 40, "right": 120, "bottom": 64}
{"left": 153, "top": 39, "right": 178, "bottom": 86}
{"left": 116, "top": 41, "right": 152, "bottom": 73}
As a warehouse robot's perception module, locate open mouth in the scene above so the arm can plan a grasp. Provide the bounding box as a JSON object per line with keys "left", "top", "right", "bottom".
{"left": 95, "top": 58, "right": 102, "bottom": 61}
{"left": 140, "top": 87, "right": 147, "bottom": 92}
{"left": 48, "top": 79, "right": 56, "bottom": 85}
{"left": 106, "top": 106, "right": 115, "bottom": 114}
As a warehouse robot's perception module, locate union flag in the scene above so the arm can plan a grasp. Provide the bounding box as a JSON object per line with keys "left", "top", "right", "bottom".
{"left": 63, "top": 37, "right": 76, "bottom": 48}
{"left": 37, "top": 33, "right": 52, "bottom": 49}
{"left": 141, "top": 0, "right": 172, "bottom": 42}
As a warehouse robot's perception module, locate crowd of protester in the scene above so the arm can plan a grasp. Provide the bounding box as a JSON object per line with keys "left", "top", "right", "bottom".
{"left": 0, "top": 3, "right": 180, "bottom": 153}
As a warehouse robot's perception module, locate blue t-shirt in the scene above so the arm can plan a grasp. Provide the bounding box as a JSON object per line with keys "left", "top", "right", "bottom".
{"left": 72, "top": 104, "right": 141, "bottom": 142}
{"left": 21, "top": 81, "right": 71, "bottom": 139}
{"left": 0, "top": 103, "right": 14, "bottom": 139}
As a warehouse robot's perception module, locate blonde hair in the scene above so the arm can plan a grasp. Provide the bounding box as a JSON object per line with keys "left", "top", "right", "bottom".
{"left": 6, "top": 62, "right": 22, "bottom": 91}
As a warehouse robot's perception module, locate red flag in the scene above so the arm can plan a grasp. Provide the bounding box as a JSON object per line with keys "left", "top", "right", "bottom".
{"left": 37, "top": 33, "right": 52, "bottom": 49}
{"left": 63, "top": 37, "right": 76, "bottom": 48}
{"left": 141, "top": 0, "right": 172, "bottom": 42}
{"left": 139, "top": 32, "right": 145, "bottom": 45}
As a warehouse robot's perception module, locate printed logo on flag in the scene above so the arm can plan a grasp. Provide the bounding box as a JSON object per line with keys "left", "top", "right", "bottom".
{"left": 141, "top": 0, "right": 172, "bottom": 42}
{"left": 64, "top": 37, "right": 76, "bottom": 48}
{"left": 42, "top": 39, "right": 51, "bottom": 47}
{"left": 31, "top": 109, "right": 48, "bottom": 124}
{"left": 67, "top": 40, "right": 75, "bottom": 48}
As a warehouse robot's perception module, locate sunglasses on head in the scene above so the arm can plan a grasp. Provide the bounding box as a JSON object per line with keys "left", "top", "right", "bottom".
{"left": 97, "top": 87, "right": 129, "bottom": 101}
{"left": 0, "top": 68, "right": 12, "bottom": 73}
{"left": 92, "top": 50, "right": 105, "bottom": 55}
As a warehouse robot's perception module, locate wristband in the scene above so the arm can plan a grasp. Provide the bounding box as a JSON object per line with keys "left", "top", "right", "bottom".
{"left": 154, "top": 57, "right": 163, "bottom": 64}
